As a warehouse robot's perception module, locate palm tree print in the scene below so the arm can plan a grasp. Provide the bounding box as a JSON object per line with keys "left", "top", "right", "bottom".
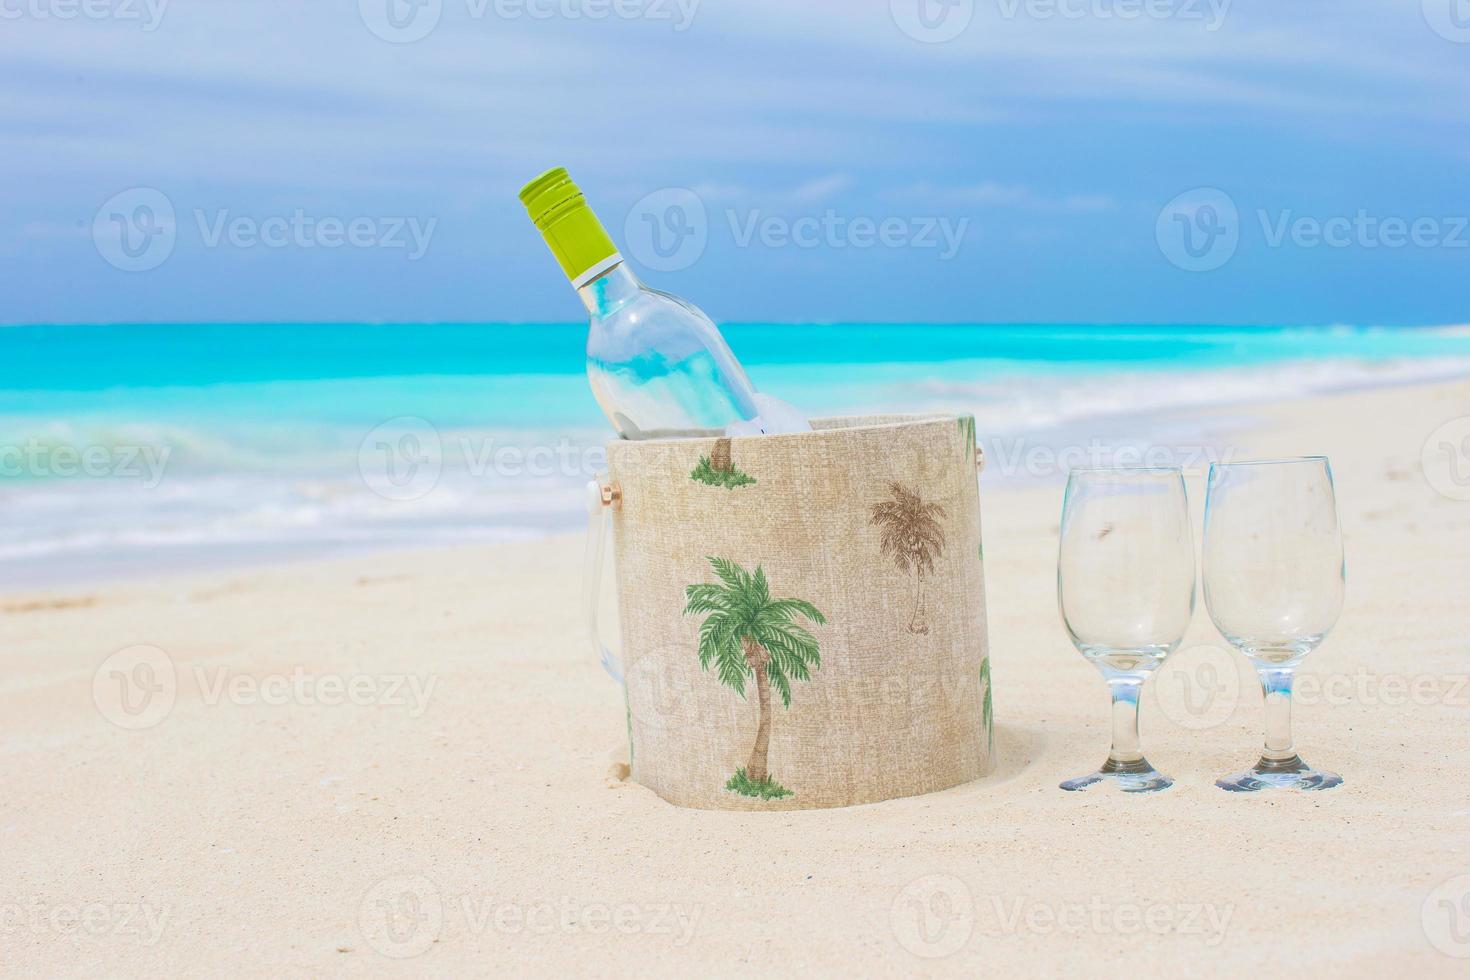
{"left": 690, "top": 437, "right": 756, "bottom": 489}
{"left": 871, "top": 482, "right": 947, "bottom": 635}
{"left": 979, "top": 657, "right": 993, "bottom": 752}
{"left": 709, "top": 437, "right": 733, "bottom": 474}
{"left": 683, "top": 557, "right": 825, "bottom": 798}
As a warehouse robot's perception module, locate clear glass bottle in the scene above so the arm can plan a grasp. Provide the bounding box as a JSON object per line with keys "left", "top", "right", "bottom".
{"left": 521, "top": 167, "right": 804, "bottom": 439}
{"left": 576, "top": 259, "right": 760, "bottom": 439}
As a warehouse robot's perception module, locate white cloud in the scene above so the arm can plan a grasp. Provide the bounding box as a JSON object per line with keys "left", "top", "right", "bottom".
{"left": 683, "top": 173, "right": 857, "bottom": 207}
{"left": 889, "top": 181, "right": 1117, "bottom": 213}
{"left": 786, "top": 173, "right": 858, "bottom": 204}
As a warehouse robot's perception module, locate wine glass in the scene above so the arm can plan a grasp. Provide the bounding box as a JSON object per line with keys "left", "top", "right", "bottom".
{"left": 1057, "top": 467, "right": 1196, "bottom": 792}
{"left": 1204, "top": 457, "right": 1344, "bottom": 791}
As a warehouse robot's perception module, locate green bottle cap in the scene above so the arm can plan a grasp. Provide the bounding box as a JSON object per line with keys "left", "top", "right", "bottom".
{"left": 519, "top": 167, "right": 621, "bottom": 287}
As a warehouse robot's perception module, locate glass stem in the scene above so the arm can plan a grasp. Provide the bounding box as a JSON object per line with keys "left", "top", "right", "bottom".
{"left": 576, "top": 262, "right": 639, "bottom": 316}
{"left": 1104, "top": 675, "right": 1144, "bottom": 768}
{"left": 1257, "top": 666, "right": 1299, "bottom": 766}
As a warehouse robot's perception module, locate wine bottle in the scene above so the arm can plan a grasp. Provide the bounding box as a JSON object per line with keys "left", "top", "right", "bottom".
{"left": 519, "top": 167, "right": 809, "bottom": 439}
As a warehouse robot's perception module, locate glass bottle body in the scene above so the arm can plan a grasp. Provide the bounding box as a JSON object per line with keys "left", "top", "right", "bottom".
{"left": 580, "top": 263, "right": 760, "bottom": 439}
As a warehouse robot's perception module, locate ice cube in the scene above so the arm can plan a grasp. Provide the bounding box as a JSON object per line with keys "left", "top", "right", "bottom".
{"left": 751, "top": 393, "right": 812, "bottom": 435}
{"left": 723, "top": 395, "right": 812, "bottom": 437}
{"left": 724, "top": 417, "right": 764, "bottom": 437}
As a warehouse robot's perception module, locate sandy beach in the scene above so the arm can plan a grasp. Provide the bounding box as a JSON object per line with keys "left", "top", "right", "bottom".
{"left": 4, "top": 376, "right": 1469, "bottom": 976}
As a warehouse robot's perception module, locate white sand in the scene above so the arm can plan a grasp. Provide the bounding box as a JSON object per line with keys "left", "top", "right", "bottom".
{"left": 3, "top": 379, "right": 1470, "bottom": 976}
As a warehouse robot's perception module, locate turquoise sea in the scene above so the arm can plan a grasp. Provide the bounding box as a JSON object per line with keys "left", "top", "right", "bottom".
{"left": 4, "top": 322, "right": 1469, "bottom": 588}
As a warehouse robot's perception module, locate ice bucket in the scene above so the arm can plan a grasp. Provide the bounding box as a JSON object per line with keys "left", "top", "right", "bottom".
{"left": 585, "top": 414, "right": 992, "bottom": 810}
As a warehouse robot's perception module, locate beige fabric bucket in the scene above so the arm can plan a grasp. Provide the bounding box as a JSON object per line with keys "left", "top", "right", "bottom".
{"left": 599, "top": 414, "right": 992, "bottom": 811}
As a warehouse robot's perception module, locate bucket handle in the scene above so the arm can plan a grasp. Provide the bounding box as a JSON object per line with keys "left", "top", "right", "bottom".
{"left": 583, "top": 475, "right": 624, "bottom": 685}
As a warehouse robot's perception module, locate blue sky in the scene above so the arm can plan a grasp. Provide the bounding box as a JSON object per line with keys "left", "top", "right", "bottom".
{"left": 2, "top": 0, "right": 1468, "bottom": 326}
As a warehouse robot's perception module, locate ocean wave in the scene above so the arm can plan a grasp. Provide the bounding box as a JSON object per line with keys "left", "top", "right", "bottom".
{"left": 3, "top": 353, "right": 1468, "bottom": 583}
{"left": 875, "top": 355, "right": 1470, "bottom": 434}
{"left": 0, "top": 474, "right": 585, "bottom": 562}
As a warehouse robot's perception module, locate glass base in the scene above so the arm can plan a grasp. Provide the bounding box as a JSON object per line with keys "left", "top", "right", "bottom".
{"left": 1060, "top": 757, "right": 1174, "bottom": 793}
{"left": 1215, "top": 755, "right": 1342, "bottom": 792}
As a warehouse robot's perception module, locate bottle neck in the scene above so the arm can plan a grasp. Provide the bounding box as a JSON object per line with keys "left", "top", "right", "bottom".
{"left": 576, "top": 262, "right": 640, "bottom": 317}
